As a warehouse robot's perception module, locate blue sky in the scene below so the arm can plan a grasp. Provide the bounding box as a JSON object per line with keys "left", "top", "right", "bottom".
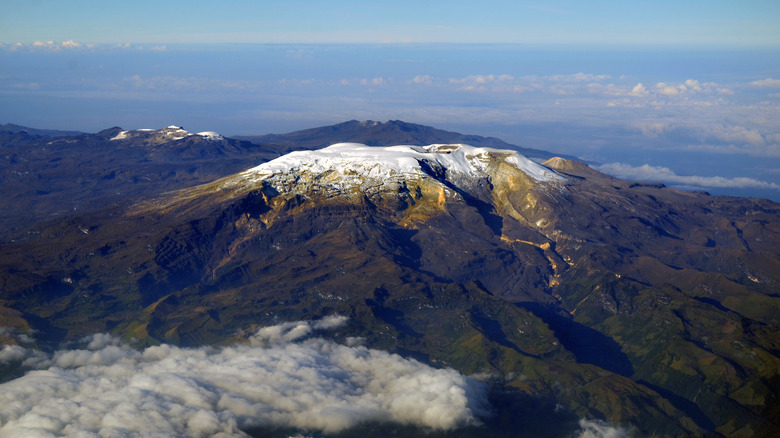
{"left": 1, "top": 1, "right": 779, "bottom": 200}
{"left": 2, "top": 0, "right": 779, "bottom": 46}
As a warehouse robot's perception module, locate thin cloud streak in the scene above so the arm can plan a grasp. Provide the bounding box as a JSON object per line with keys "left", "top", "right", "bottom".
{"left": 750, "top": 78, "right": 780, "bottom": 87}
{"left": 595, "top": 162, "right": 780, "bottom": 191}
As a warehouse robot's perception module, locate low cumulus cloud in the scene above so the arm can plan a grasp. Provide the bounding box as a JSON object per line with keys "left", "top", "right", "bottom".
{"left": 360, "top": 77, "right": 388, "bottom": 86}
{"left": 577, "top": 419, "right": 631, "bottom": 438}
{"left": 630, "top": 83, "right": 649, "bottom": 97}
{"left": 447, "top": 72, "right": 617, "bottom": 94}
{"left": 596, "top": 162, "right": 780, "bottom": 191}
{"left": 442, "top": 73, "right": 729, "bottom": 103}
{"left": 7, "top": 40, "right": 93, "bottom": 51}
{"left": 654, "top": 80, "right": 718, "bottom": 97}
{"left": 0, "top": 316, "right": 489, "bottom": 437}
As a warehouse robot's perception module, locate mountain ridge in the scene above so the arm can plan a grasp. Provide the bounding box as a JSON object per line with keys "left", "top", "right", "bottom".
{"left": 235, "top": 119, "right": 580, "bottom": 161}
{"left": 0, "top": 122, "right": 85, "bottom": 138}
{"left": 1, "top": 123, "right": 779, "bottom": 436}
{"left": 0, "top": 124, "right": 275, "bottom": 236}
{"left": 0, "top": 120, "right": 579, "bottom": 237}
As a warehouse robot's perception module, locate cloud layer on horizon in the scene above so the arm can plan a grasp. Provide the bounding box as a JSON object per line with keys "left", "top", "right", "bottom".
{"left": 2, "top": 45, "right": 778, "bottom": 200}
{"left": 595, "top": 162, "right": 780, "bottom": 191}
{"left": 0, "top": 41, "right": 167, "bottom": 52}
{"left": 2, "top": 45, "right": 777, "bottom": 157}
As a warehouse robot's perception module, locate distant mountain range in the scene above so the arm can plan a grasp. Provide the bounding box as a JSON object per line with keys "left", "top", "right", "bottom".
{"left": 0, "top": 120, "right": 577, "bottom": 235}
{"left": 0, "top": 122, "right": 85, "bottom": 138}
{"left": 235, "top": 119, "right": 579, "bottom": 161}
{"left": 1, "top": 121, "right": 779, "bottom": 437}
{"left": 0, "top": 124, "right": 270, "bottom": 235}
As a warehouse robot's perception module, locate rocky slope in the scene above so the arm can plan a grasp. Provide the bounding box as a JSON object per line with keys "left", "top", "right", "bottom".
{"left": 1, "top": 138, "right": 779, "bottom": 436}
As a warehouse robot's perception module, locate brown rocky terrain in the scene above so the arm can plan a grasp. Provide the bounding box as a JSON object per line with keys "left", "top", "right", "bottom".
{"left": 1, "top": 123, "right": 779, "bottom": 436}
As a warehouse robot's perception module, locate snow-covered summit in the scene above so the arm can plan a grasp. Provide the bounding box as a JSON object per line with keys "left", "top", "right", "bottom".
{"left": 247, "top": 142, "right": 560, "bottom": 182}
{"left": 225, "top": 143, "right": 562, "bottom": 201}
{"left": 155, "top": 142, "right": 567, "bottom": 228}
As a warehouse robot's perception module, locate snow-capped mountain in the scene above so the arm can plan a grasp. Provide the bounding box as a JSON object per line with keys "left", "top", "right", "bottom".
{"left": 2, "top": 122, "right": 780, "bottom": 437}
{"left": 233, "top": 142, "right": 560, "bottom": 199}
{"left": 154, "top": 142, "right": 568, "bottom": 235}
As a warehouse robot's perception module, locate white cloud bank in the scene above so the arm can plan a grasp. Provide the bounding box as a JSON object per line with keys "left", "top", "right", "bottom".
{"left": 596, "top": 163, "right": 780, "bottom": 191}
{"left": 11, "top": 40, "right": 94, "bottom": 51}
{"left": 0, "top": 316, "right": 489, "bottom": 437}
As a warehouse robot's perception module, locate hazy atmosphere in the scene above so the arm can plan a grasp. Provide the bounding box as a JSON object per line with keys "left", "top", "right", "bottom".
{"left": 2, "top": 1, "right": 780, "bottom": 200}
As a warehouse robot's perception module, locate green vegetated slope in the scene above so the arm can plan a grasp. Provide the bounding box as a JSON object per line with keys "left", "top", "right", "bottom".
{"left": 1, "top": 135, "right": 779, "bottom": 436}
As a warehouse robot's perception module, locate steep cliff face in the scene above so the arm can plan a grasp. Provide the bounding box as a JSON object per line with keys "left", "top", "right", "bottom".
{"left": 1, "top": 144, "right": 779, "bottom": 436}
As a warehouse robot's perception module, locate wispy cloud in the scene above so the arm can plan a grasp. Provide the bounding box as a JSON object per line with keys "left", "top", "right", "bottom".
{"left": 750, "top": 78, "right": 780, "bottom": 87}
{"left": 120, "top": 74, "right": 266, "bottom": 97}
{"left": 0, "top": 41, "right": 165, "bottom": 52}
{"left": 449, "top": 74, "right": 529, "bottom": 93}
{"left": 595, "top": 162, "right": 780, "bottom": 191}
{"left": 630, "top": 83, "right": 650, "bottom": 97}
{"left": 0, "top": 317, "right": 488, "bottom": 436}
{"left": 360, "top": 77, "right": 388, "bottom": 86}
{"left": 710, "top": 124, "right": 766, "bottom": 146}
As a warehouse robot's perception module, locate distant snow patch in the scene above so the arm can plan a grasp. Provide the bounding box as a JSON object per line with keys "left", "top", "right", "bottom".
{"left": 109, "top": 130, "right": 128, "bottom": 141}
{"left": 197, "top": 131, "right": 223, "bottom": 140}
{"left": 108, "top": 126, "right": 224, "bottom": 142}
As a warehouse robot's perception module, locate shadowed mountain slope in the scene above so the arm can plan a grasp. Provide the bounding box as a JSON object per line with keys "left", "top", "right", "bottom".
{"left": 1, "top": 142, "right": 778, "bottom": 436}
